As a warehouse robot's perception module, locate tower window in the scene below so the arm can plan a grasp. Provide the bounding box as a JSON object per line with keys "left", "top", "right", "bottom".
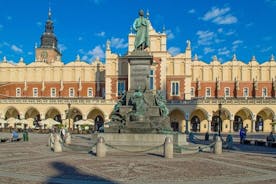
{"left": 205, "top": 87, "right": 211, "bottom": 97}
{"left": 87, "top": 88, "right": 93, "bottom": 97}
{"left": 243, "top": 87, "right": 249, "bottom": 97}
{"left": 224, "top": 87, "right": 230, "bottom": 97}
{"left": 171, "top": 81, "right": 179, "bottom": 96}
{"left": 117, "top": 81, "right": 125, "bottom": 96}
{"left": 69, "top": 88, "right": 74, "bottom": 97}
{"left": 51, "top": 88, "right": 56, "bottom": 97}
{"left": 33, "top": 88, "right": 38, "bottom": 97}
{"left": 149, "top": 70, "right": 155, "bottom": 90}
{"left": 16, "top": 88, "right": 21, "bottom": 97}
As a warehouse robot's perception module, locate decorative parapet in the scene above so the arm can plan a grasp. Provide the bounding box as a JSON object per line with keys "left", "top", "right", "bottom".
{"left": 0, "top": 98, "right": 117, "bottom": 105}
{"left": 167, "top": 97, "right": 276, "bottom": 105}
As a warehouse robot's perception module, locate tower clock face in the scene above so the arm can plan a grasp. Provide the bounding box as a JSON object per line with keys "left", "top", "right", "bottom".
{"left": 41, "top": 51, "right": 48, "bottom": 59}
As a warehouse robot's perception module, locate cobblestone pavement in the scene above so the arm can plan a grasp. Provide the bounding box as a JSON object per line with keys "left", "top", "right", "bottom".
{"left": 0, "top": 133, "right": 276, "bottom": 184}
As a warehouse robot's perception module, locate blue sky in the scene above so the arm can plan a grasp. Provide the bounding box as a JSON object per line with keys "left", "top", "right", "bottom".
{"left": 0, "top": 0, "right": 275, "bottom": 64}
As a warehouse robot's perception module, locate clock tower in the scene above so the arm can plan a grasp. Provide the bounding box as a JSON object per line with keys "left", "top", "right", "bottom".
{"left": 35, "top": 8, "right": 61, "bottom": 64}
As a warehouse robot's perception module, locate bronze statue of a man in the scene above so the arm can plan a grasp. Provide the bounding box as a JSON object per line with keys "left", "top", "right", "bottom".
{"left": 133, "top": 10, "right": 149, "bottom": 50}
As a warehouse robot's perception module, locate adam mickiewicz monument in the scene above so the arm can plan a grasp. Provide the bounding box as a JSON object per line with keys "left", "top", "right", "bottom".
{"left": 105, "top": 10, "right": 171, "bottom": 133}
{"left": 133, "top": 9, "right": 149, "bottom": 50}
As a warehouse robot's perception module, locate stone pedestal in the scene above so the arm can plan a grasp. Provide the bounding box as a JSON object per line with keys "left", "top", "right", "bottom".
{"left": 127, "top": 50, "right": 153, "bottom": 92}
{"left": 164, "top": 137, "right": 173, "bottom": 159}
{"left": 54, "top": 134, "right": 63, "bottom": 153}
{"left": 65, "top": 132, "right": 71, "bottom": 145}
{"left": 92, "top": 133, "right": 187, "bottom": 153}
{"left": 213, "top": 136, "right": 222, "bottom": 154}
{"left": 96, "top": 137, "right": 106, "bottom": 158}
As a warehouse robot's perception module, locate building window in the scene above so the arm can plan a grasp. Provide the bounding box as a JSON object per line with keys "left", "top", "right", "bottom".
{"left": 33, "top": 88, "right": 38, "bottom": 97}
{"left": 171, "top": 81, "right": 179, "bottom": 96}
{"left": 190, "top": 87, "right": 195, "bottom": 97}
{"left": 262, "top": 88, "right": 267, "bottom": 97}
{"left": 69, "top": 88, "right": 74, "bottom": 97}
{"left": 205, "top": 87, "right": 211, "bottom": 97}
{"left": 87, "top": 88, "right": 93, "bottom": 97}
{"left": 243, "top": 87, "right": 249, "bottom": 97}
{"left": 224, "top": 87, "right": 230, "bottom": 97}
{"left": 16, "top": 88, "right": 21, "bottom": 97}
{"left": 51, "top": 88, "right": 56, "bottom": 97}
{"left": 149, "top": 70, "right": 154, "bottom": 90}
{"left": 117, "top": 80, "right": 125, "bottom": 96}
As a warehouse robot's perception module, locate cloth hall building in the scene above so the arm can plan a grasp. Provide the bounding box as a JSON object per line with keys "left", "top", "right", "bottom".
{"left": 0, "top": 11, "right": 276, "bottom": 133}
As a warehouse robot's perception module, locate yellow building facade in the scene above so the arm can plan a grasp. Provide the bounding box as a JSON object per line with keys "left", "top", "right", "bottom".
{"left": 0, "top": 12, "right": 275, "bottom": 133}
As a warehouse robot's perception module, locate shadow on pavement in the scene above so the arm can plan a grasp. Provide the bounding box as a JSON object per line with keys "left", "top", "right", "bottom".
{"left": 230, "top": 143, "right": 276, "bottom": 155}
{"left": 45, "top": 161, "right": 117, "bottom": 184}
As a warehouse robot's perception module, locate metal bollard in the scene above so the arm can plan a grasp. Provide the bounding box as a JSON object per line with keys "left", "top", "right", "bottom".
{"left": 213, "top": 136, "right": 222, "bottom": 154}
{"left": 65, "top": 132, "right": 71, "bottom": 145}
{"left": 164, "top": 137, "right": 173, "bottom": 159}
{"left": 96, "top": 137, "right": 106, "bottom": 158}
{"left": 54, "top": 134, "right": 63, "bottom": 153}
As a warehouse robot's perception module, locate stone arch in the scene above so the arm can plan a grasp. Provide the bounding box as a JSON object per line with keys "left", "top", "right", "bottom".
{"left": 24, "top": 107, "right": 41, "bottom": 128}
{"left": 4, "top": 106, "right": 20, "bottom": 119}
{"left": 45, "top": 107, "right": 62, "bottom": 123}
{"left": 190, "top": 108, "right": 208, "bottom": 121}
{"left": 256, "top": 107, "right": 275, "bottom": 132}
{"left": 190, "top": 108, "right": 209, "bottom": 133}
{"left": 69, "top": 106, "right": 83, "bottom": 122}
{"left": 24, "top": 107, "right": 40, "bottom": 120}
{"left": 212, "top": 107, "right": 232, "bottom": 133}
{"left": 169, "top": 109, "right": 184, "bottom": 132}
{"left": 234, "top": 107, "right": 253, "bottom": 132}
{"left": 87, "top": 108, "right": 105, "bottom": 131}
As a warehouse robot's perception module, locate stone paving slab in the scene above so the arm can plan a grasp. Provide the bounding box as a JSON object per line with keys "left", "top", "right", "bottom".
{"left": 0, "top": 133, "right": 275, "bottom": 184}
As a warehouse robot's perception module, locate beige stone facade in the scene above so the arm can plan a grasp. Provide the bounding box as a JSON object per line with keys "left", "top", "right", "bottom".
{"left": 0, "top": 14, "right": 275, "bottom": 133}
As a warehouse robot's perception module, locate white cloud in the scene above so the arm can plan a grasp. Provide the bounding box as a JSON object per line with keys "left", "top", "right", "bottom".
{"left": 95, "top": 31, "right": 105, "bottom": 37}
{"left": 27, "top": 51, "right": 33, "bottom": 55}
{"left": 202, "top": 6, "right": 237, "bottom": 25}
{"left": 81, "top": 45, "right": 105, "bottom": 62}
{"left": 218, "top": 47, "right": 230, "bottom": 56}
{"left": 166, "top": 29, "right": 175, "bottom": 40}
{"left": 58, "top": 44, "right": 67, "bottom": 52}
{"left": 196, "top": 30, "right": 215, "bottom": 45}
{"left": 225, "top": 30, "right": 235, "bottom": 36}
{"left": 188, "top": 9, "right": 196, "bottom": 14}
{"left": 261, "top": 46, "right": 272, "bottom": 53}
{"left": 232, "top": 40, "right": 243, "bottom": 51}
{"left": 202, "top": 7, "right": 230, "bottom": 21}
{"left": 217, "top": 28, "right": 223, "bottom": 33}
{"left": 203, "top": 47, "right": 215, "bottom": 54}
{"left": 110, "top": 37, "right": 128, "bottom": 49}
{"left": 11, "top": 44, "right": 23, "bottom": 53}
{"left": 213, "top": 14, "right": 237, "bottom": 25}
{"left": 168, "top": 47, "right": 181, "bottom": 56}
{"left": 36, "top": 22, "right": 42, "bottom": 27}
{"left": 232, "top": 40, "right": 243, "bottom": 45}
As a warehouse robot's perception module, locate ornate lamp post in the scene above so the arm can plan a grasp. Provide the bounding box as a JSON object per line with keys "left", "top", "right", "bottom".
{"left": 67, "top": 102, "right": 71, "bottom": 132}
{"left": 218, "top": 102, "right": 222, "bottom": 137}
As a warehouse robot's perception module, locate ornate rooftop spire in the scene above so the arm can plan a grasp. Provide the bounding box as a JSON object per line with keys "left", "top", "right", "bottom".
{"left": 40, "top": 9, "right": 58, "bottom": 49}
{"left": 251, "top": 55, "right": 256, "bottom": 61}
{"left": 270, "top": 54, "right": 275, "bottom": 61}
{"left": 193, "top": 54, "right": 198, "bottom": 61}
{"left": 232, "top": 54, "right": 237, "bottom": 61}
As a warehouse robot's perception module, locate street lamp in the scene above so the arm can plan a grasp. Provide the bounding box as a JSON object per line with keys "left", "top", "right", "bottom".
{"left": 67, "top": 102, "right": 71, "bottom": 132}
{"left": 218, "top": 102, "right": 222, "bottom": 137}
